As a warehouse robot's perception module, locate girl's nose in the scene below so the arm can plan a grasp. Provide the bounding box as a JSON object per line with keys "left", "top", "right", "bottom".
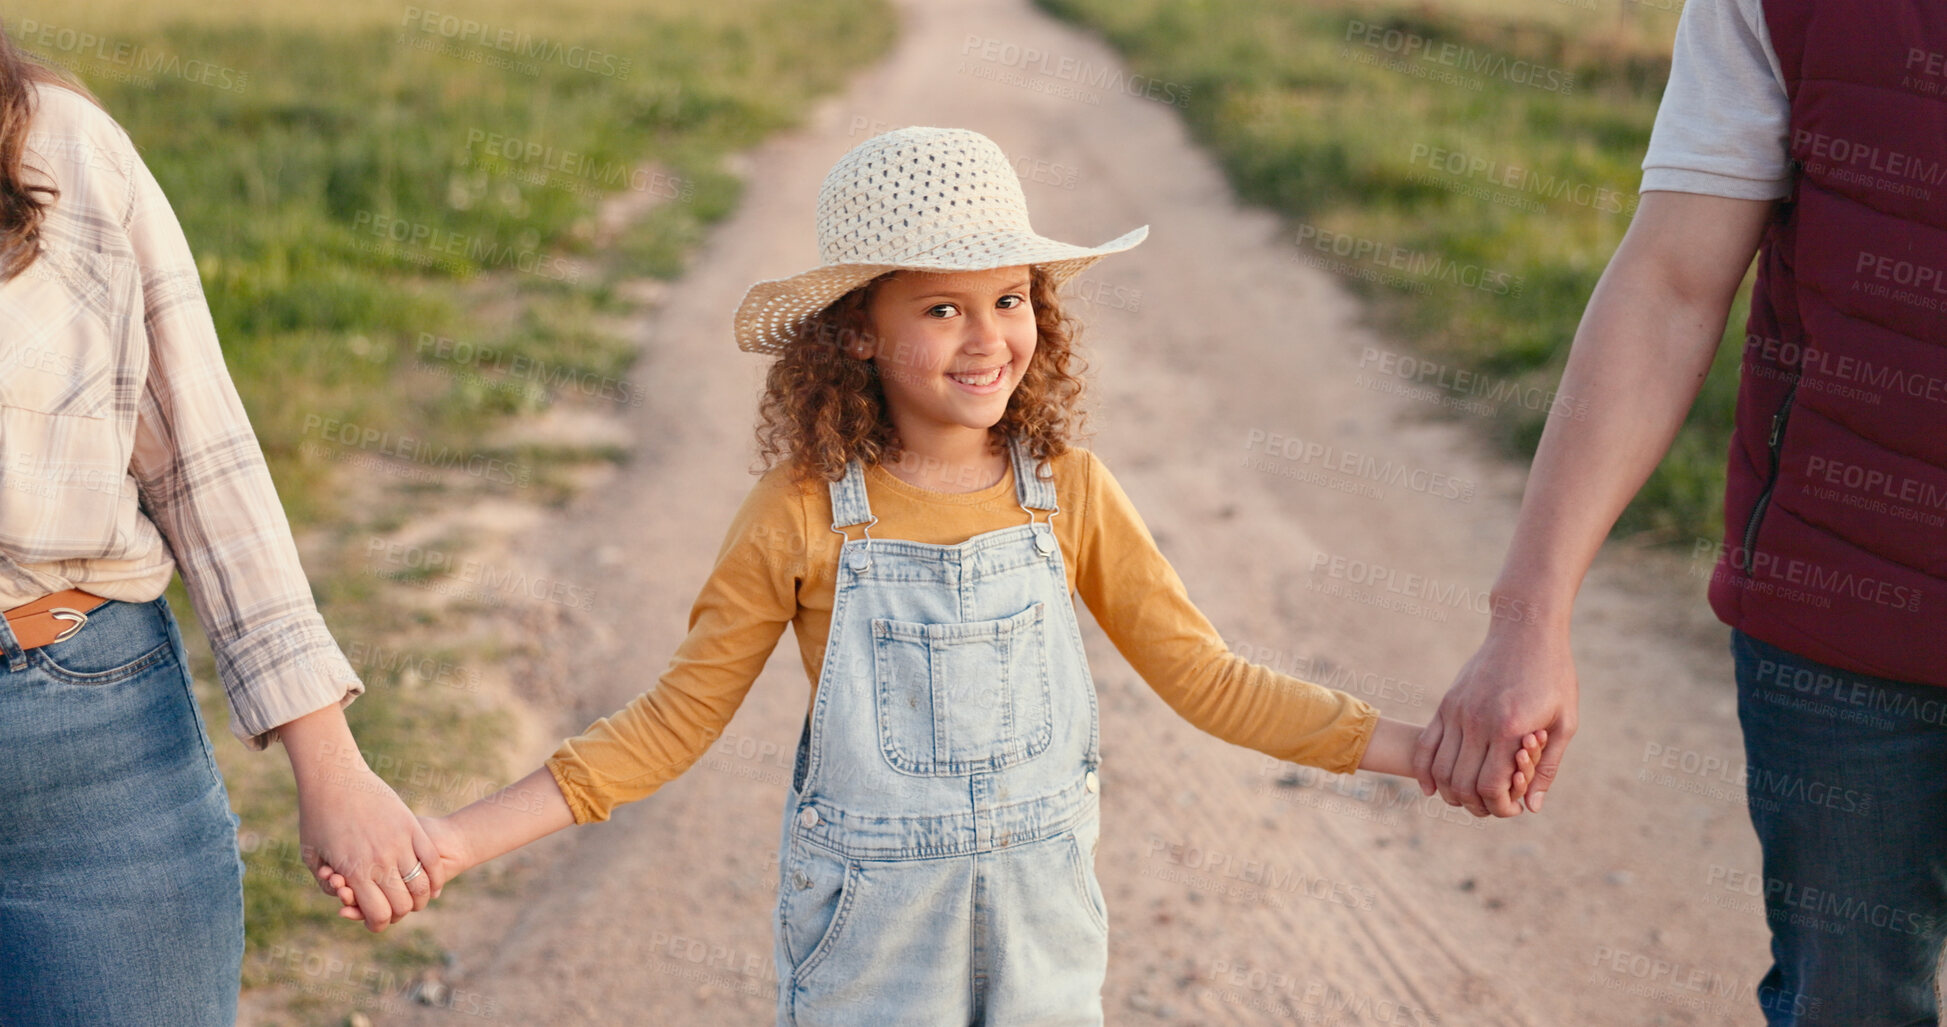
{"left": 961, "top": 309, "right": 1008, "bottom": 350}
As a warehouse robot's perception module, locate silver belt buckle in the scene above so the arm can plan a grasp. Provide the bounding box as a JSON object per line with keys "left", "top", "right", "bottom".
{"left": 47, "top": 607, "right": 88, "bottom": 644}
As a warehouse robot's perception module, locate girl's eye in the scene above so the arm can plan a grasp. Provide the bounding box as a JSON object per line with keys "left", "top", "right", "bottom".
{"left": 926, "top": 303, "right": 958, "bottom": 318}
{"left": 997, "top": 294, "right": 1025, "bottom": 310}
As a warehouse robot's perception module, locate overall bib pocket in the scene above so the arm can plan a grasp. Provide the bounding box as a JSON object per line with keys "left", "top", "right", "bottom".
{"left": 870, "top": 600, "right": 1053, "bottom": 776}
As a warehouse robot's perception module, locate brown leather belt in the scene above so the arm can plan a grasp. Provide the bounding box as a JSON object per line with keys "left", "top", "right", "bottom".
{"left": 4, "top": 588, "right": 112, "bottom": 651}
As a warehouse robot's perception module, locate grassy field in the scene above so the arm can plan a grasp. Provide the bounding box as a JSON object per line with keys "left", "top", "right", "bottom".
{"left": 1036, "top": 0, "right": 1744, "bottom": 545}
{"left": 6, "top": 0, "right": 891, "bottom": 1018}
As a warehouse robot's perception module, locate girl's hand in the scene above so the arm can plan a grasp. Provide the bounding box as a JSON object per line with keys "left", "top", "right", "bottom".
{"left": 1510, "top": 729, "right": 1548, "bottom": 806}
{"left": 320, "top": 814, "right": 474, "bottom": 922}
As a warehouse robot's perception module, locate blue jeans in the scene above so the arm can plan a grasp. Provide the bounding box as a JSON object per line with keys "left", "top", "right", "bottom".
{"left": 1734, "top": 628, "right": 1947, "bottom": 1027}
{"left": 0, "top": 596, "right": 245, "bottom": 1026}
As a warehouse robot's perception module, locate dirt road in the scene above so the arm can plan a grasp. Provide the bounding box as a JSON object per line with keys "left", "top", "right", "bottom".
{"left": 380, "top": 0, "right": 1773, "bottom": 1022}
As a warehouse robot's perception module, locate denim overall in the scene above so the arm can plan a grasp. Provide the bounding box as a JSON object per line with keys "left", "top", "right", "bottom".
{"left": 773, "top": 434, "right": 1108, "bottom": 1025}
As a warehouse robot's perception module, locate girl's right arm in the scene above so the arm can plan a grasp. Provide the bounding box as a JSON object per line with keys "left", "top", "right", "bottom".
{"left": 436, "top": 767, "right": 576, "bottom": 869}
{"left": 322, "top": 466, "right": 809, "bottom": 915}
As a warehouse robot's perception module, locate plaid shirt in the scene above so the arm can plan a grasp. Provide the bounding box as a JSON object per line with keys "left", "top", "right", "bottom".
{"left": 0, "top": 83, "right": 362, "bottom": 749}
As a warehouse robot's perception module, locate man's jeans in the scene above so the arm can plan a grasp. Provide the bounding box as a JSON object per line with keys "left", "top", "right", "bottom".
{"left": 1734, "top": 628, "right": 1947, "bottom": 1027}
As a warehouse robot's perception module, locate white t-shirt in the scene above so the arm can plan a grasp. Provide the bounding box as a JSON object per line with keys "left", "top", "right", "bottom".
{"left": 1639, "top": 0, "right": 1793, "bottom": 200}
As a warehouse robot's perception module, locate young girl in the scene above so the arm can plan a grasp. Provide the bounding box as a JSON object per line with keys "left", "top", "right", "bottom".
{"left": 322, "top": 126, "right": 1540, "bottom": 1023}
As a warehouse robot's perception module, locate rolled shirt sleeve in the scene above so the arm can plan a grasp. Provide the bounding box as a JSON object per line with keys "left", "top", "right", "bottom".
{"left": 122, "top": 135, "right": 363, "bottom": 750}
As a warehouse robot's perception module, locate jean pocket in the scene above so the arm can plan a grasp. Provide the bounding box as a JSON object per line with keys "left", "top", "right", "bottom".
{"left": 778, "top": 838, "right": 858, "bottom": 986}
{"left": 26, "top": 600, "right": 176, "bottom": 685}
{"left": 871, "top": 601, "right": 1053, "bottom": 776}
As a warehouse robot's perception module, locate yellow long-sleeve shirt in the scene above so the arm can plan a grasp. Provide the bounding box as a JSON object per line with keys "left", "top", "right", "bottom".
{"left": 545, "top": 446, "right": 1378, "bottom": 824}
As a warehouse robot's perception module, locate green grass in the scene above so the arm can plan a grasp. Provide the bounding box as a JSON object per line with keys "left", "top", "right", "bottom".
{"left": 1036, "top": 0, "right": 1747, "bottom": 544}
{"left": 5, "top": 0, "right": 892, "bottom": 1012}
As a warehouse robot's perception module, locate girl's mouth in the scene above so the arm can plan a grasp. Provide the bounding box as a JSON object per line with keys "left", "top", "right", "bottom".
{"left": 947, "top": 365, "right": 1006, "bottom": 393}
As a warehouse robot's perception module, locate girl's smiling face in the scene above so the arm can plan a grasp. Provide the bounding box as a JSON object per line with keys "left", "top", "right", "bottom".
{"left": 857, "top": 264, "right": 1037, "bottom": 441}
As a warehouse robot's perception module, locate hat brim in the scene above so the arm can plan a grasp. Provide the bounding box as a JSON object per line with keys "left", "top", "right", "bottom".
{"left": 733, "top": 224, "right": 1148, "bottom": 355}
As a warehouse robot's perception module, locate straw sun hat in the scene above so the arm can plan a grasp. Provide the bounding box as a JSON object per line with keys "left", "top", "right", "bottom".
{"left": 732, "top": 126, "right": 1148, "bottom": 355}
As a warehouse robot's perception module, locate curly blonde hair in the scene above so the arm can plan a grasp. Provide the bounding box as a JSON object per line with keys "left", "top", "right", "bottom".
{"left": 753, "top": 264, "right": 1092, "bottom": 486}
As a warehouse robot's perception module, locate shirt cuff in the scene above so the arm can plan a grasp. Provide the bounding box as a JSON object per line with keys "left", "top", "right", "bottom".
{"left": 1308, "top": 696, "right": 1380, "bottom": 777}
{"left": 218, "top": 614, "right": 365, "bottom": 751}
{"left": 1640, "top": 166, "right": 1792, "bottom": 201}
{"left": 546, "top": 750, "right": 607, "bottom": 825}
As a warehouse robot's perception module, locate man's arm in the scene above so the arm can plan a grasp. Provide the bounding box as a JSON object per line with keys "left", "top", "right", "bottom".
{"left": 1412, "top": 190, "right": 1776, "bottom": 818}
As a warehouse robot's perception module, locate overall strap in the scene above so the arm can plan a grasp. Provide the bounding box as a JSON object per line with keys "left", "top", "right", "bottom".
{"left": 1008, "top": 435, "right": 1059, "bottom": 517}
{"left": 828, "top": 458, "right": 875, "bottom": 537}
{"left": 828, "top": 435, "right": 1057, "bottom": 537}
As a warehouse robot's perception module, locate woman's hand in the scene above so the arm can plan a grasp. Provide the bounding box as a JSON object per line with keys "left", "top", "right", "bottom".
{"left": 324, "top": 764, "right": 580, "bottom": 924}
{"left": 293, "top": 760, "right": 445, "bottom": 932}
{"left": 322, "top": 814, "right": 472, "bottom": 924}
{"left": 278, "top": 703, "right": 447, "bottom": 932}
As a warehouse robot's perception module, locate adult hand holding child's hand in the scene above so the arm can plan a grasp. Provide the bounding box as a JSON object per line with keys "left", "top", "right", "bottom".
{"left": 321, "top": 815, "right": 472, "bottom": 928}
{"left": 282, "top": 708, "right": 448, "bottom": 934}
{"left": 1414, "top": 615, "right": 1576, "bottom": 817}
{"left": 323, "top": 765, "right": 579, "bottom": 927}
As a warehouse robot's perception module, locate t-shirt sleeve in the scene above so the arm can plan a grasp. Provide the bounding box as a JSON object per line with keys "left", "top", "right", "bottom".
{"left": 545, "top": 468, "right": 802, "bottom": 823}
{"left": 1639, "top": 0, "right": 1792, "bottom": 200}
{"left": 1071, "top": 451, "right": 1378, "bottom": 774}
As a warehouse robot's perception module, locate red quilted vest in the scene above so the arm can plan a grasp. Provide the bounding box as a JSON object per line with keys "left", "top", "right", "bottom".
{"left": 1710, "top": 0, "right": 1947, "bottom": 685}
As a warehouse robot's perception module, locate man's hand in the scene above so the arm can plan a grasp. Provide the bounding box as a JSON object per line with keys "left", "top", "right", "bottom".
{"left": 1414, "top": 618, "right": 1577, "bottom": 816}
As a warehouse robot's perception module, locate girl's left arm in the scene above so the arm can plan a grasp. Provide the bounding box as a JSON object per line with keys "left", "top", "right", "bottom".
{"left": 1356, "top": 718, "right": 1425, "bottom": 776}
{"left": 1070, "top": 452, "right": 1375, "bottom": 772}
{"left": 1364, "top": 720, "right": 1543, "bottom": 793}
{"left": 1072, "top": 450, "right": 1542, "bottom": 791}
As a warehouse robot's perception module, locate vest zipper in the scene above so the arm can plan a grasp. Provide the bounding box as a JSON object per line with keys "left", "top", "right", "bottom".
{"left": 1739, "top": 382, "right": 1799, "bottom": 574}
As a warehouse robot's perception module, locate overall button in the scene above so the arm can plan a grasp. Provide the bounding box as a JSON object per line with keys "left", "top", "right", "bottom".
{"left": 797, "top": 806, "right": 820, "bottom": 828}
{"left": 846, "top": 549, "right": 870, "bottom": 572}
{"left": 1084, "top": 770, "right": 1099, "bottom": 793}
{"left": 1034, "top": 528, "right": 1056, "bottom": 554}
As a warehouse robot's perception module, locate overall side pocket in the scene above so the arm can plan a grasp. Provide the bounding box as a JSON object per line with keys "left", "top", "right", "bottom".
{"left": 777, "top": 836, "right": 858, "bottom": 986}
{"left": 1066, "top": 809, "right": 1108, "bottom": 935}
